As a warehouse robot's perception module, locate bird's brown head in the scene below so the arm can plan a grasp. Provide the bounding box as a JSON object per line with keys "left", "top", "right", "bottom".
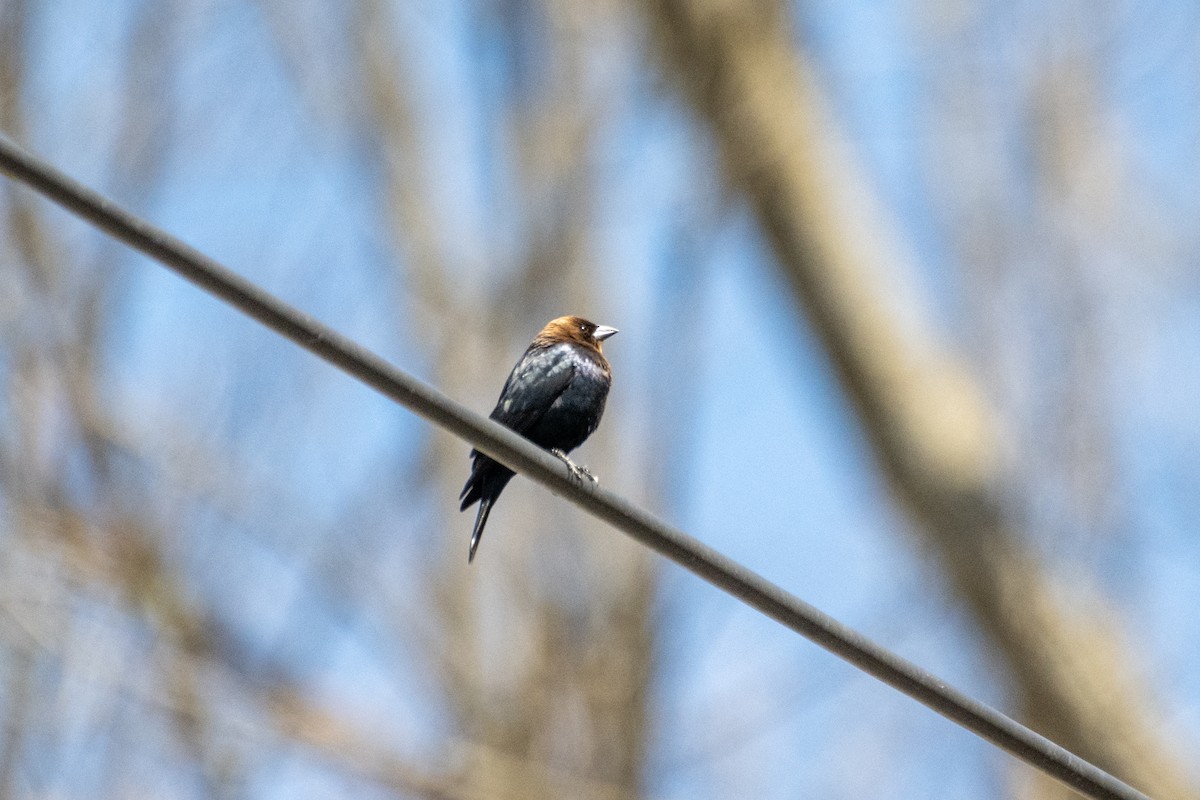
{"left": 536, "top": 315, "right": 619, "bottom": 353}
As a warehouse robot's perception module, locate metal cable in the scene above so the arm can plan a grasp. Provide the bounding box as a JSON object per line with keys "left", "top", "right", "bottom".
{"left": 0, "top": 133, "right": 1153, "bottom": 800}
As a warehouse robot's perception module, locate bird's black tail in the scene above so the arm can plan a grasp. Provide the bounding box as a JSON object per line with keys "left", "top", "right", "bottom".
{"left": 468, "top": 497, "right": 493, "bottom": 563}
{"left": 460, "top": 452, "right": 515, "bottom": 563}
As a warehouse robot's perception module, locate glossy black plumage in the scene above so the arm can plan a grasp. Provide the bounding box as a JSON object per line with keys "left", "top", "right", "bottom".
{"left": 460, "top": 316, "right": 617, "bottom": 562}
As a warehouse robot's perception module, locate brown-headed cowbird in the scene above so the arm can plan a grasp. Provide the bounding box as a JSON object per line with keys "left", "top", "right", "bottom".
{"left": 460, "top": 315, "right": 618, "bottom": 562}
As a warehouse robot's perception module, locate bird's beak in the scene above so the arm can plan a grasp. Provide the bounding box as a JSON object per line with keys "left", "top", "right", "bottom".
{"left": 593, "top": 325, "right": 619, "bottom": 341}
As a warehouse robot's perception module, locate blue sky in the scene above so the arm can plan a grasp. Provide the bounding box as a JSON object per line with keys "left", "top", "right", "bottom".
{"left": 10, "top": 0, "right": 1200, "bottom": 797}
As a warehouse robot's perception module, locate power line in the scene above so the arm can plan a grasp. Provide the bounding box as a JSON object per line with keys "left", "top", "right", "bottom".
{"left": 0, "top": 133, "right": 1152, "bottom": 800}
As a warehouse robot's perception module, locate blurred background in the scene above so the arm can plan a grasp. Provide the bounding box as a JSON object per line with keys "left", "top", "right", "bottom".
{"left": 2, "top": 0, "right": 1199, "bottom": 797}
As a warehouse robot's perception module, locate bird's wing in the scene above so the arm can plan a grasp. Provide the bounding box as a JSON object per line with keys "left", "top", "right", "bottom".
{"left": 490, "top": 344, "right": 576, "bottom": 435}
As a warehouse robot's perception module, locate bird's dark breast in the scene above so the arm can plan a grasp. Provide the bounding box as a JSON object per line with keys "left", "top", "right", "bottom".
{"left": 527, "top": 374, "right": 609, "bottom": 453}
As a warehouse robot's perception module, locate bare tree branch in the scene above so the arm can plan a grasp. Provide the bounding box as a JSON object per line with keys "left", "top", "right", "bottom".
{"left": 634, "top": 0, "right": 1197, "bottom": 797}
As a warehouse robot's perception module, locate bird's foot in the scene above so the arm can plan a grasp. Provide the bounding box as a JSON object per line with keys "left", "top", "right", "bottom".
{"left": 551, "top": 449, "right": 598, "bottom": 483}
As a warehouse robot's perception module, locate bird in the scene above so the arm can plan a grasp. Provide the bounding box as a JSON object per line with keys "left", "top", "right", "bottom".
{"left": 460, "top": 315, "right": 618, "bottom": 563}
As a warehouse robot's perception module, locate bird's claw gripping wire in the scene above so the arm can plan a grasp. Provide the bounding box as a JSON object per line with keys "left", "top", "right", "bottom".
{"left": 552, "top": 449, "right": 597, "bottom": 483}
